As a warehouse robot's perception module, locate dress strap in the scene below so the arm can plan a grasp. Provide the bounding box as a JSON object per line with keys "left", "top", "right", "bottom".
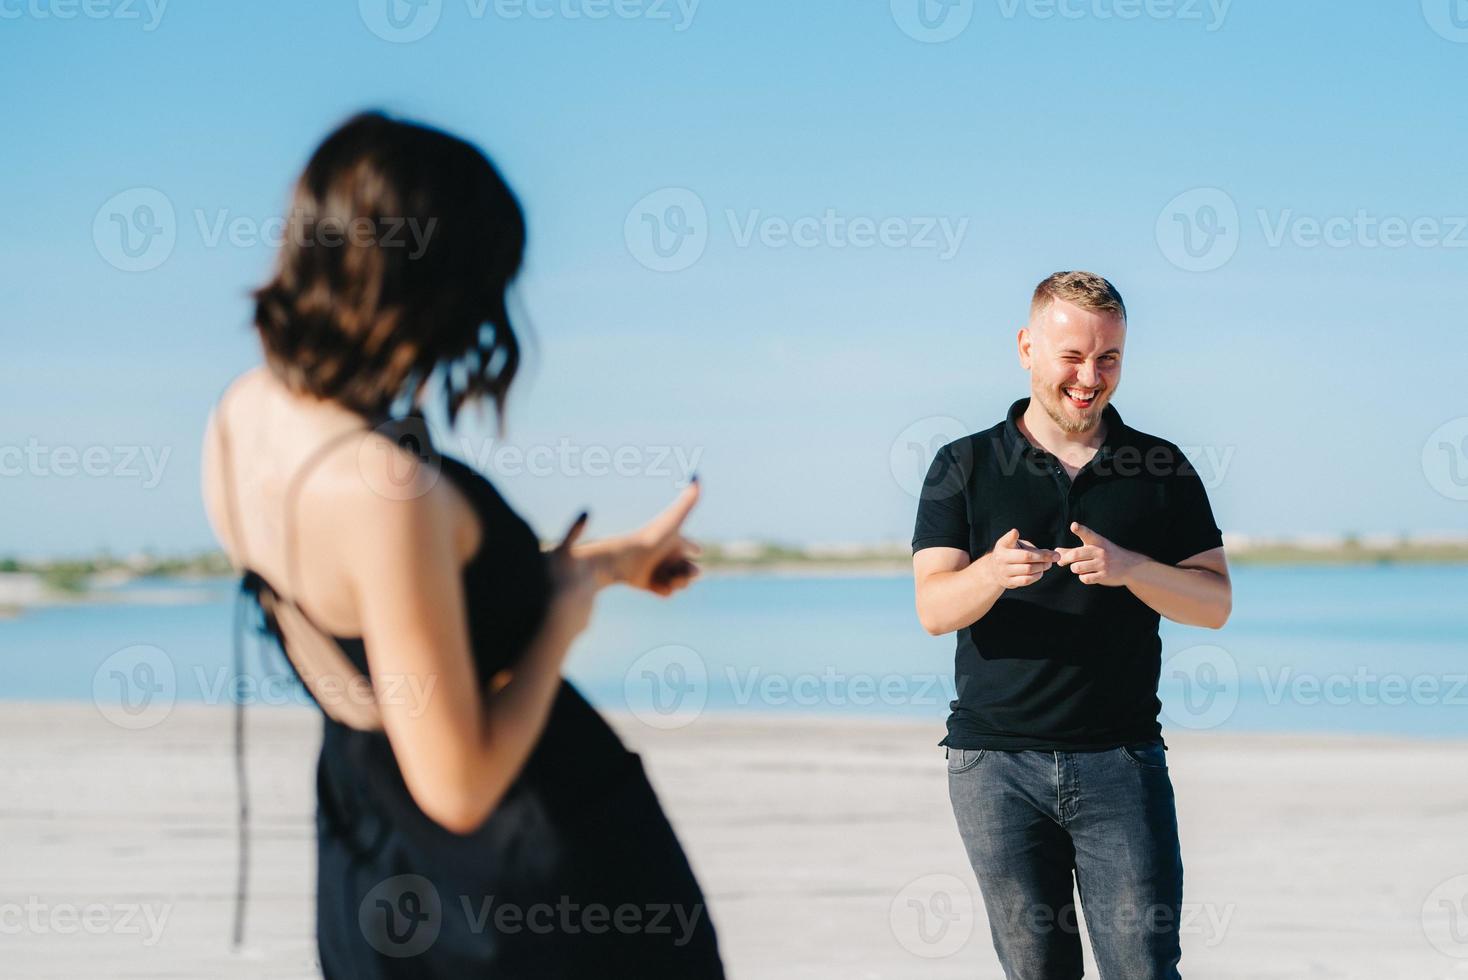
{"left": 280, "top": 425, "right": 376, "bottom": 601}
{"left": 213, "top": 387, "right": 256, "bottom": 951}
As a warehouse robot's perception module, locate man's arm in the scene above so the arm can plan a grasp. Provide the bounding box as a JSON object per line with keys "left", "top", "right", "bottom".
{"left": 914, "top": 530, "right": 1059, "bottom": 635}
{"left": 1121, "top": 546, "right": 1232, "bottom": 629}
{"left": 1055, "top": 522, "right": 1231, "bottom": 629}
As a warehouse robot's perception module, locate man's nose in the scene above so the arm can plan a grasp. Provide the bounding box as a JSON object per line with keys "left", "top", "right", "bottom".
{"left": 1075, "top": 361, "right": 1099, "bottom": 386}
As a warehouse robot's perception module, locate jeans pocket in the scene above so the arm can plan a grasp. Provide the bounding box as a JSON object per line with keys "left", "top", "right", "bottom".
{"left": 1119, "top": 740, "right": 1168, "bottom": 771}
{"left": 947, "top": 748, "right": 986, "bottom": 774}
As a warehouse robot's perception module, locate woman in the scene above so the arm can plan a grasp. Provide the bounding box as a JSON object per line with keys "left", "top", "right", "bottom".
{"left": 200, "top": 111, "right": 724, "bottom": 977}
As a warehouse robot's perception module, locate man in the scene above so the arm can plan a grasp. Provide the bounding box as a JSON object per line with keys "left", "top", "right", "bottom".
{"left": 911, "top": 271, "right": 1231, "bottom": 979}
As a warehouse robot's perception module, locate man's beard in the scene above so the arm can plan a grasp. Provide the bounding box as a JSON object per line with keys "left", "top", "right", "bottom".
{"left": 1036, "top": 384, "right": 1105, "bottom": 434}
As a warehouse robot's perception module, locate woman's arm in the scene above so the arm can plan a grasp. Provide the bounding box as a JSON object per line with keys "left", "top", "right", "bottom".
{"left": 346, "top": 476, "right": 597, "bottom": 835}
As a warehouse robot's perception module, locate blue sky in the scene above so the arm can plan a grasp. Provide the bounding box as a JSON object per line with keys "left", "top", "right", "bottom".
{"left": 3, "top": 0, "right": 1467, "bottom": 556}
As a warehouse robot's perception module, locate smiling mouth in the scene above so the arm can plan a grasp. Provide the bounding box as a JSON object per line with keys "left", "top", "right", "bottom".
{"left": 1063, "top": 386, "right": 1100, "bottom": 409}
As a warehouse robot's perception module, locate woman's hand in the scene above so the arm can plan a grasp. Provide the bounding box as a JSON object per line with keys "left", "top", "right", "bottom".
{"left": 546, "top": 511, "right": 599, "bottom": 641}
{"left": 576, "top": 480, "right": 702, "bottom": 597}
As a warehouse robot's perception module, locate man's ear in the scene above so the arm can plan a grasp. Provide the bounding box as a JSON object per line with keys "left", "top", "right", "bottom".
{"left": 1017, "top": 325, "right": 1032, "bottom": 370}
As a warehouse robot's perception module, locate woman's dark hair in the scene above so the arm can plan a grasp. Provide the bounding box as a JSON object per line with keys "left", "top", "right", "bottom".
{"left": 253, "top": 111, "right": 524, "bottom": 426}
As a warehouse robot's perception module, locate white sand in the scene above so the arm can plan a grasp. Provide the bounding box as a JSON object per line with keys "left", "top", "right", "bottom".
{"left": 2, "top": 703, "right": 1465, "bottom": 979}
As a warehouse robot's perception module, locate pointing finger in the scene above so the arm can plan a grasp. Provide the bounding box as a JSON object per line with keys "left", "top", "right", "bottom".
{"left": 1071, "top": 521, "right": 1102, "bottom": 545}
{"left": 646, "top": 479, "right": 701, "bottom": 540}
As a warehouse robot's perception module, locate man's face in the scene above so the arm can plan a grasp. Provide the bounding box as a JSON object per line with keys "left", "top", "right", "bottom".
{"left": 1018, "top": 298, "right": 1126, "bottom": 435}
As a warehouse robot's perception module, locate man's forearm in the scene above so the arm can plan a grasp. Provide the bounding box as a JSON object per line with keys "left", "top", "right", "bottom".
{"left": 1123, "top": 560, "right": 1231, "bottom": 629}
{"left": 916, "top": 561, "right": 1004, "bottom": 635}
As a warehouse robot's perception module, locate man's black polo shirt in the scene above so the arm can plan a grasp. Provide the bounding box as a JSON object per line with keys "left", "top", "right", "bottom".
{"left": 912, "top": 398, "right": 1224, "bottom": 751}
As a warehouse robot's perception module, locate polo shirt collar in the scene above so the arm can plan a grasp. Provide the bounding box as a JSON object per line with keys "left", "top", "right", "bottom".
{"left": 1002, "top": 396, "right": 1128, "bottom": 462}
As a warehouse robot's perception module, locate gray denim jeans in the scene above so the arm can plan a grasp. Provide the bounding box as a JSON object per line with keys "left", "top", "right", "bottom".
{"left": 947, "top": 740, "right": 1184, "bottom": 979}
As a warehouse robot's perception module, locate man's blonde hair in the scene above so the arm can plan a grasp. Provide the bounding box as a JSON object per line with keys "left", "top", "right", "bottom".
{"left": 1029, "top": 271, "right": 1127, "bottom": 323}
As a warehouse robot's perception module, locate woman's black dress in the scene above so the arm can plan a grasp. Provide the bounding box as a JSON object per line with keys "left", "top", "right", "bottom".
{"left": 230, "top": 448, "right": 725, "bottom": 978}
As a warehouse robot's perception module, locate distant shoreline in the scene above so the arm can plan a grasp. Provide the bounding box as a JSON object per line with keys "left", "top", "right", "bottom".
{"left": 1, "top": 539, "right": 1464, "bottom": 617}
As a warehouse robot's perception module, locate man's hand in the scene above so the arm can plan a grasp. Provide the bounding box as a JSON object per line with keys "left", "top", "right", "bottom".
{"left": 1055, "top": 521, "right": 1144, "bottom": 587}
{"left": 979, "top": 528, "right": 1060, "bottom": 590}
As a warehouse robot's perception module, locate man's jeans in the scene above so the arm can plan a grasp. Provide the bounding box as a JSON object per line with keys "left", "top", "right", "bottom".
{"left": 947, "top": 740, "right": 1184, "bottom": 979}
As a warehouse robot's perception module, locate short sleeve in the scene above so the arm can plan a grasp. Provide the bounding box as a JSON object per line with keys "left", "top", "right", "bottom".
{"left": 1157, "top": 449, "right": 1224, "bottom": 565}
{"left": 911, "top": 440, "right": 973, "bottom": 554}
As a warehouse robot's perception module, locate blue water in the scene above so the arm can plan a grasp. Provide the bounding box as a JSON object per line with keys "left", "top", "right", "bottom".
{"left": 2, "top": 565, "right": 1464, "bottom": 737}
